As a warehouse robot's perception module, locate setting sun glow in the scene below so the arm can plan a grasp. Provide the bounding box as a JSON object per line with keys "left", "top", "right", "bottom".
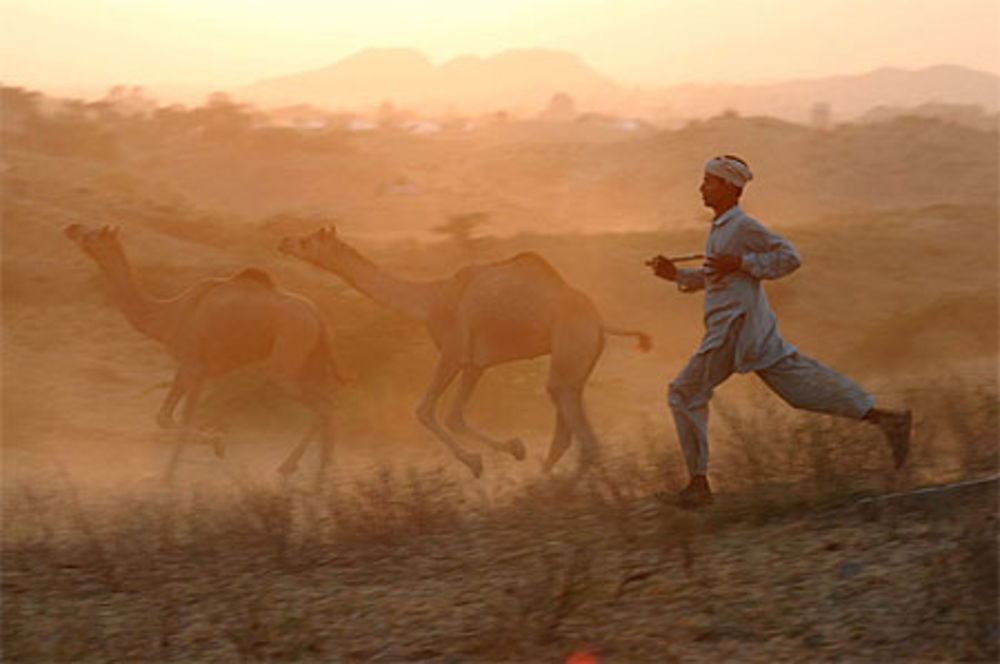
{"left": 1, "top": 0, "right": 997, "bottom": 99}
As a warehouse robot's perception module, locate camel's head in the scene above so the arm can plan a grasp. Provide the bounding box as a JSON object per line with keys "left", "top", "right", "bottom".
{"left": 279, "top": 226, "right": 352, "bottom": 269}
{"left": 63, "top": 224, "right": 127, "bottom": 264}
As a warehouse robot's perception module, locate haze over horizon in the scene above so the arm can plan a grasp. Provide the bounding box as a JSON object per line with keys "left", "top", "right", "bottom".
{"left": 2, "top": 0, "right": 998, "bottom": 101}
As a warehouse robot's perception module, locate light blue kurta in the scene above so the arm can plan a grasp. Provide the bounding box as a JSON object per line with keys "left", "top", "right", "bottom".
{"left": 674, "top": 205, "right": 800, "bottom": 372}
{"left": 667, "top": 205, "right": 874, "bottom": 477}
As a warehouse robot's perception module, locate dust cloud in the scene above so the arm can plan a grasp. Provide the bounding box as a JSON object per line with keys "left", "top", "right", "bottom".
{"left": 2, "top": 87, "right": 997, "bottom": 500}
{"left": 3, "top": 82, "right": 999, "bottom": 663}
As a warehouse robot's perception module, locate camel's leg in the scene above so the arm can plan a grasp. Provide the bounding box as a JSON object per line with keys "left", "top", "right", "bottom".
{"left": 444, "top": 365, "right": 526, "bottom": 461}
{"left": 179, "top": 370, "right": 225, "bottom": 458}
{"left": 314, "top": 408, "right": 336, "bottom": 483}
{"left": 162, "top": 370, "right": 203, "bottom": 484}
{"left": 157, "top": 366, "right": 224, "bottom": 457}
{"left": 160, "top": 367, "right": 221, "bottom": 483}
{"left": 541, "top": 411, "right": 572, "bottom": 473}
{"left": 548, "top": 386, "right": 601, "bottom": 477}
{"left": 416, "top": 355, "right": 483, "bottom": 478}
{"left": 261, "top": 317, "right": 339, "bottom": 479}
{"left": 181, "top": 372, "right": 226, "bottom": 459}
{"left": 157, "top": 366, "right": 197, "bottom": 429}
{"left": 292, "top": 398, "right": 337, "bottom": 486}
{"left": 547, "top": 319, "right": 604, "bottom": 476}
{"left": 265, "top": 369, "right": 336, "bottom": 480}
{"left": 276, "top": 418, "right": 319, "bottom": 476}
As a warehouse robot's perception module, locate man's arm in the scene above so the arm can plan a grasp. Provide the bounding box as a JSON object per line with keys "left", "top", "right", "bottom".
{"left": 738, "top": 218, "right": 801, "bottom": 280}
{"left": 647, "top": 255, "right": 706, "bottom": 293}
{"left": 675, "top": 267, "right": 706, "bottom": 292}
{"left": 705, "top": 219, "right": 801, "bottom": 280}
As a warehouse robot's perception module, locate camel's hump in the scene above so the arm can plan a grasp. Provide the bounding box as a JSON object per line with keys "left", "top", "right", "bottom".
{"left": 498, "top": 252, "right": 564, "bottom": 278}
{"left": 231, "top": 267, "right": 275, "bottom": 288}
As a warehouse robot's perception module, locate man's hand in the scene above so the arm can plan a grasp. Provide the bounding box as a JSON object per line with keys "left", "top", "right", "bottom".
{"left": 647, "top": 254, "right": 677, "bottom": 281}
{"left": 704, "top": 253, "right": 742, "bottom": 278}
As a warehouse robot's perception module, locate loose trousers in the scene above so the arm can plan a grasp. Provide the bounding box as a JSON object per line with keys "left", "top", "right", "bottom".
{"left": 667, "top": 320, "right": 875, "bottom": 477}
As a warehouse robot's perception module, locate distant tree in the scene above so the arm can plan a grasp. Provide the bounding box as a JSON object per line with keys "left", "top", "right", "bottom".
{"left": 376, "top": 100, "right": 397, "bottom": 129}
{"left": 195, "top": 92, "right": 253, "bottom": 142}
{"left": 252, "top": 126, "right": 304, "bottom": 154}
{"left": 543, "top": 92, "right": 576, "bottom": 119}
{"left": 0, "top": 87, "right": 42, "bottom": 132}
{"left": 21, "top": 108, "right": 118, "bottom": 161}
{"left": 1, "top": 86, "right": 41, "bottom": 116}
{"left": 811, "top": 102, "right": 832, "bottom": 130}
{"left": 206, "top": 91, "right": 233, "bottom": 108}
{"left": 151, "top": 104, "right": 193, "bottom": 134}
{"left": 103, "top": 85, "right": 155, "bottom": 118}
{"left": 432, "top": 212, "right": 490, "bottom": 254}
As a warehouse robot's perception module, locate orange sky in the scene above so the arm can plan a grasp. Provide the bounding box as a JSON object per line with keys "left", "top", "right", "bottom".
{"left": 1, "top": 0, "right": 998, "bottom": 99}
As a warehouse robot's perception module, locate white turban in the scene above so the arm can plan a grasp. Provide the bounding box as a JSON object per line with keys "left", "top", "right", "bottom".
{"left": 705, "top": 156, "right": 753, "bottom": 189}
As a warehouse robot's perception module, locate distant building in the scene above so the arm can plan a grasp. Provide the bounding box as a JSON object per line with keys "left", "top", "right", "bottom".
{"left": 347, "top": 118, "right": 377, "bottom": 132}
{"left": 399, "top": 120, "right": 441, "bottom": 135}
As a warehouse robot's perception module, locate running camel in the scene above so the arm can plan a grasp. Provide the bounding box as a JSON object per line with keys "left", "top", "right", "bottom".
{"left": 65, "top": 224, "right": 344, "bottom": 478}
{"left": 279, "top": 226, "right": 651, "bottom": 478}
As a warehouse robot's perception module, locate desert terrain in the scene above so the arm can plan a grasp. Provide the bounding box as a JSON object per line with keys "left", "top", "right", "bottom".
{"left": 2, "top": 89, "right": 997, "bottom": 661}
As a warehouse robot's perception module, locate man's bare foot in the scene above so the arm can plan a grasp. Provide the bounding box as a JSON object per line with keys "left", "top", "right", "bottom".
{"left": 677, "top": 474, "right": 714, "bottom": 509}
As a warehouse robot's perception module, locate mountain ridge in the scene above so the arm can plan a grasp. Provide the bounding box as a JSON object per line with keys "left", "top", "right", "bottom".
{"left": 237, "top": 48, "right": 999, "bottom": 122}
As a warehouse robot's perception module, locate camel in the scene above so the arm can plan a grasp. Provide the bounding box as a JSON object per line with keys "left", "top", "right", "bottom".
{"left": 64, "top": 224, "right": 343, "bottom": 478}
{"left": 279, "top": 226, "right": 651, "bottom": 478}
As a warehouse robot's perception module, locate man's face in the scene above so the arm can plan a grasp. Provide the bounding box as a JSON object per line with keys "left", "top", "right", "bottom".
{"left": 699, "top": 172, "right": 733, "bottom": 210}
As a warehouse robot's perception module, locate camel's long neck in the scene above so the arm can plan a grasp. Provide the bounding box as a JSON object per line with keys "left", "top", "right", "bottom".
{"left": 320, "top": 249, "right": 436, "bottom": 320}
{"left": 95, "top": 252, "right": 179, "bottom": 343}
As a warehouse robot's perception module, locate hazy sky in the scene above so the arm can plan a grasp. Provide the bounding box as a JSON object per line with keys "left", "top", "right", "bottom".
{"left": 2, "top": 0, "right": 998, "bottom": 98}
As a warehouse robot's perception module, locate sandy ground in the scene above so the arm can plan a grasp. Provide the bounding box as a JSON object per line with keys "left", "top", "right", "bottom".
{"left": 2, "top": 110, "right": 998, "bottom": 661}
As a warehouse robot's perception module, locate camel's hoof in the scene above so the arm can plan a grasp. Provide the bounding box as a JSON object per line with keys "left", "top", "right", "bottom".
{"left": 212, "top": 439, "right": 226, "bottom": 459}
{"left": 576, "top": 452, "right": 599, "bottom": 477}
{"left": 185, "top": 427, "right": 222, "bottom": 446}
{"left": 464, "top": 453, "right": 483, "bottom": 479}
{"left": 506, "top": 438, "right": 526, "bottom": 461}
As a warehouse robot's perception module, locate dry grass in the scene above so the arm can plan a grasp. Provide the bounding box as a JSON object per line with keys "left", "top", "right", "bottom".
{"left": 3, "top": 89, "right": 998, "bottom": 662}
{"left": 3, "top": 381, "right": 997, "bottom": 662}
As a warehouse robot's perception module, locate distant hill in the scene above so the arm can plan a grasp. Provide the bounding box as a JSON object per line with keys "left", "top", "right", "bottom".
{"left": 648, "top": 64, "right": 1000, "bottom": 124}
{"left": 239, "top": 47, "right": 630, "bottom": 115}
{"left": 239, "top": 49, "right": 999, "bottom": 123}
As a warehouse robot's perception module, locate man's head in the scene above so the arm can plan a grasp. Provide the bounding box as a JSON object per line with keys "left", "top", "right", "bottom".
{"left": 700, "top": 155, "right": 752, "bottom": 214}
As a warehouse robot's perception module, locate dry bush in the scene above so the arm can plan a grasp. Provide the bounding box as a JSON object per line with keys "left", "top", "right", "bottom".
{"left": 683, "top": 375, "right": 1000, "bottom": 526}
{"left": 904, "top": 375, "right": 999, "bottom": 479}
{"left": 709, "top": 398, "right": 885, "bottom": 522}
{"left": 473, "top": 546, "right": 597, "bottom": 659}
{"left": 323, "top": 464, "right": 473, "bottom": 549}
{"left": 3, "top": 378, "right": 997, "bottom": 662}
{"left": 913, "top": 502, "right": 999, "bottom": 662}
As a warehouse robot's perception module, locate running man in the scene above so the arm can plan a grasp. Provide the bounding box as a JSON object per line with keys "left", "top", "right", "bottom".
{"left": 649, "top": 155, "right": 911, "bottom": 509}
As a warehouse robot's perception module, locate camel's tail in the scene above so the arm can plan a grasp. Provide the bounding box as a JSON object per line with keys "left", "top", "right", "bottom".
{"left": 604, "top": 326, "right": 653, "bottom": 352}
